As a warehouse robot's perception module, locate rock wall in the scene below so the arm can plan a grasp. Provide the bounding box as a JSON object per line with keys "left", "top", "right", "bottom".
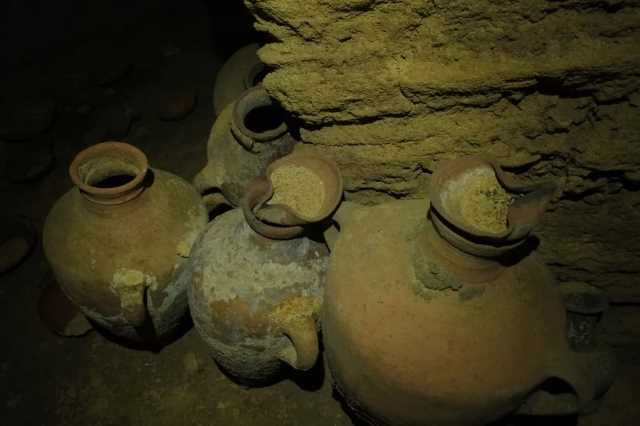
{"left": 245, "top": 0, "right": 640, "bottom": 301}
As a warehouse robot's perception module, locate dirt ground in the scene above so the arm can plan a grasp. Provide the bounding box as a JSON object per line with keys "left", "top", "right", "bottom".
{"left": 1, "top": 1, "right": 639, "bottom": 425}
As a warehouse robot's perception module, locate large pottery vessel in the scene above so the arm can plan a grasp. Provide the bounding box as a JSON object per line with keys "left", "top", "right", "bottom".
{"left": 322, "top": 155, "right": 615, "bottom": 425}
{"left": 43, "top": 142, "right": 207, "bottom": 343}
{"left": 188, "top": 153, "right": 342, "bottom": 385}
{"left": 193, "top": 85, "right": 296, "bottom": 212}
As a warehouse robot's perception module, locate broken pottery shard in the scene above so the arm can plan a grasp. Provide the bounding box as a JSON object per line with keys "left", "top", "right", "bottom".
{"left": 158, "top": 90, "right": 197, "bottom": 121}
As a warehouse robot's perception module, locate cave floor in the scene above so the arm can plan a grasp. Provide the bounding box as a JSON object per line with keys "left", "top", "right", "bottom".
{"left": 1, "top": 2, "right": 640, "bottom": 425}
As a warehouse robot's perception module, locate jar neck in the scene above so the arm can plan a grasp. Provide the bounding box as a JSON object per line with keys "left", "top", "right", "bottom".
{"left": 78, "top": 181, "right": 149, "bottom": 216}
{"left": 69, "top": 141, "right": 150, "bottom": 210}
{"left": 78, "top": 178, "right": 146, "bottom": 205}
{"left": 418, "top": 214, "right": 505, "bottom": 284}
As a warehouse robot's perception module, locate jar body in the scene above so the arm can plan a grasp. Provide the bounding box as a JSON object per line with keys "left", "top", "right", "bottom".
{"left": 213, "top": 43, "right": 264, "bottom": 116}
{"left": 43, "top": 169, "right": 207, "bottom": 342}
{"left": 188, "top": 209, "right": 327, "bottom": 385}
{"left": 323, "top": 199, "right": 575, "bottom": 426}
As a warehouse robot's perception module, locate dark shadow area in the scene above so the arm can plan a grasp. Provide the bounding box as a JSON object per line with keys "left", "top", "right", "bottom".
{"left": 499, "top": 234, "right": 541, "bottom": 267}
{"left": 201, "top": 0, "right": 261, "bottom": 58}
{"left": 92, "top": 173, "right": 136, "bottom": 188}
{"left": 331, "top": 386, "right": 372, "bottom": 426}
{"left": 90, "top": 311, "right": 194, "bottom": 354}
{"left": 244, "top": 104, "right": 286, "bottom": 134}
{"left": 289, "top": 331, "right": 326, "bottom": 392}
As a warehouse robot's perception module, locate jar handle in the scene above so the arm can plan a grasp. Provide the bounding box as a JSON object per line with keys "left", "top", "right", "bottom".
{"left": 276, "top": 315, "right": 319, "bottom": 371}
{"left": 516, "top": 341, "right": 616, "bottom": 415}
{"left": 192, "top": 167, "right": 229, "bottom": 212}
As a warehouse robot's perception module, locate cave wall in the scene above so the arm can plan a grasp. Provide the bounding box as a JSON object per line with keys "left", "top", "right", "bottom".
{"left": 244, "top": 0, "right": 640, "bottom": 301}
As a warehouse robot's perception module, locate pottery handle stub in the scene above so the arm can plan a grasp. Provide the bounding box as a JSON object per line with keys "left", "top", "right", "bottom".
{"left": 276, "top": 315, "right": 319, "bottom": 371}
{"left": 110, "top": 269, "right": 150, "bottom": 327}
{"left": 192, "top": 168, "right": 230, "bottom": 212}
{"left": 322, "top": 200, "right": 357, "bottom": 251}
{"left": 323, "top": 224, "right": 341, "bottom": 252}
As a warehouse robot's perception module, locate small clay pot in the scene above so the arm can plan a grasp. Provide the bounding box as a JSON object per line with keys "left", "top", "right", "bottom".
{"left": 245, "top": 153, "right": 344, "bottom": 239}
{"left": 193, "top": 85, "right": 296, "bottom": 212}
{"left": 213, "top": 43, "right": 267, "bottom": 116}
{"left": 43, "top": 142, "right": 208, "bottom": 343}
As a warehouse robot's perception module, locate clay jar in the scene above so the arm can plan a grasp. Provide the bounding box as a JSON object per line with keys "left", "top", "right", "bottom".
{"left": 322, "top": 155, "right": 615, "bottom": 426}
{"left": 43, "top": 142, "right": 207, "bottom": 343}
{"left": 193, "top": 85, "right": 296, "bottom": 212}
{"left": 188, "top": 154, "right": 342, "bottom": 385}
{"left": 213, "top": 43, "right": 266, "bottom": 116}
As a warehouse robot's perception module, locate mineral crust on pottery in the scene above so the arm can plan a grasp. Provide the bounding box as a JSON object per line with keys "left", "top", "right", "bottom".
{"left": 188, "top": 153, "right": 343, "bottom": 385}
{"left": 193, "top": 85, "right": 296, "bottom": 212}
{"left": 322, "top": 155, "right": 616, "bottom": 426}
{"left": 213, "top": 43, "right": 265, "bottom": 116}
{"left": 43, "top": 141, "right": 207, "bottom": 343}
{"left": 187, "top": 208, "right": 327, "bottom": 385}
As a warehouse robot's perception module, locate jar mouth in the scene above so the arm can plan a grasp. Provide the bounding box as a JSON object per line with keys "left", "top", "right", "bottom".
{"left": 264, "top": 153, "right": 344, "bottom": 223}
{"left": 232, "top": 86, "right": 288, "bottom": 144}
{"left": 69, "top": 142, "right": 149, "bottom": 204}
{"left": 439, "top": 165, "right": 513, "bottom": 237}
{"left": 428, "top": 154, "right": 556, "bottom": 257}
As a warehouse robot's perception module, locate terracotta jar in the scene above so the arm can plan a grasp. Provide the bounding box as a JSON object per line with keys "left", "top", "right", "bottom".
{"left": 213, "top": 43, "right": 266, "bottom": 116}
{"left": 193, "top": 85, "right": 296, "bottom": 212}
{"left": 43, "top": 142, "right": 208, "bottom": 343}
{"left": 188, "top": 153, "right": 342, "bottom": 385}
{"left": 322, "top": 155, "right": 615, "bottom": 426}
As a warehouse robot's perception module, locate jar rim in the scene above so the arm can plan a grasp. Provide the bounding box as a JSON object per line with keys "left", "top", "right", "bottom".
{"left": 69, "top": 141, "right": 149, "bottom": 204}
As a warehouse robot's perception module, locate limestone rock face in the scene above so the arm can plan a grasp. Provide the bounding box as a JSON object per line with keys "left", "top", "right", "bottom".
{"left": 244, "top": 0, "right": 640, "bottom": 301}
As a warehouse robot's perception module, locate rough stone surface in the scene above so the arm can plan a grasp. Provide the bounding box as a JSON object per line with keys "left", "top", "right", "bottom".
{"left": 245, "top": 0, "right": 640, "bottom": 300}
